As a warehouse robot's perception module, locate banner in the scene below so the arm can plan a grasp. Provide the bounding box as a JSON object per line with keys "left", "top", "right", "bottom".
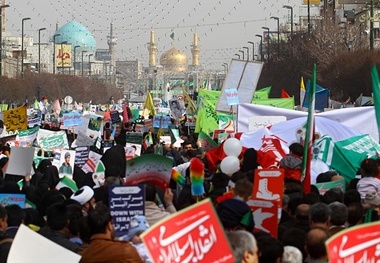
{"left": 326, "top": 221, "right": 380, "bottom": 262}
{"left": 109, "top": 185, "right": 144, "bottom": 237}
{"left": 17, "top": 126, "right": 39, "bottom": 147}
{"left": 252, "top": 97, "right": 295, "bottom": 110}
{"left": 125, "top": 154, "right": 174, "bottom": 189}
{"left": 141, "top": 199, "right": 235, "bottom": 263}
{"left": 38, "top": 130, "right": 69, "bottom": 150}
{"left": 254, "top": 86, "right": 271, "bottom": 100}
{"left": 3, "top": 106, "right": 27, "bottom": 132}
{"left": 56, "top": 43, "right": 72, "bottom": 68}
{"left": 314, "top": 178, "right": 345, "bottom": 196}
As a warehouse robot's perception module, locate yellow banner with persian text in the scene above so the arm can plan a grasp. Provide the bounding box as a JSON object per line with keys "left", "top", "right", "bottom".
{"left": 55, "top": 44, "right": 72, "bottom": 68}
{"left": 3, "top": 106, "right": 27, "bottom": 132}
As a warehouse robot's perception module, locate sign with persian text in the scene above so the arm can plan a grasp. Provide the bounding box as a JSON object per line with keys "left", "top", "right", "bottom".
{"left": 141, "top": 199, "right": 235, "bottom": 263}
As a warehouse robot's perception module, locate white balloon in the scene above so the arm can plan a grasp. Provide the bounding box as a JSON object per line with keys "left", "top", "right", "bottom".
{"left": 223, "top": 138, "right": 242, "bottom": 157}
{"left": 220, "top": 156, "right": 240, "bottom": 175}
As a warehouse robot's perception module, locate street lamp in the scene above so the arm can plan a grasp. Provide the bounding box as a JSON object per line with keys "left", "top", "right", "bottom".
{"left": 38, "top": 28, "right": 46, "bottom": 73}
{"left": 242, "top": 47, "right": 249, "bottom": 61}
{"left": 73, "top": 45, "right": 80, "bottom": 76}
{"left": 238, "top": 50, "right": 245, "bottom": 60}
{"left": 283, "top": 5, "right": 294, "bottom": 36}
{"left": 270, "top": 16, "right": 280, "bottom": 56}
{"left": 52, "top": 33, "right": 61, "bottom": 75}
{"left": 21, "top": 17, "right": 31, "bottom": 79}
{"left": 222, "top": 63, "right": 228, "bottom": 72}
{"left": 248, "top": 41, "right": 255, "bottom": 61}
{"left": 60, "top": 41, "right": 67, "bottom": 74}
{"left": 234, "top": 53, "right": 240, "bottom": 59}
{"left": 262, "top": 26, "right": 270, "bottom": 60}
{"left": 255, "top": 34, "right": 263, "bottom": 62}
{"left": 81, "top": 50, "right": 87, "bottom": 77}
{"left": 88, "top": 53, "right": 93, "bottom": 77}
{"left": 0, "top": 4, "right": 10, "bottom": 77}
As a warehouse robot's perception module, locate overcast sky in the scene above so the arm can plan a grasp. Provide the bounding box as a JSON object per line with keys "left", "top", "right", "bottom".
{"left": 5, "top": 0, "right": 310, "bottom": 70}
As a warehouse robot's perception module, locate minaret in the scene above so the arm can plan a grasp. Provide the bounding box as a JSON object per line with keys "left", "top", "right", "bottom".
{"left": 107, "top": 22, "right": 117, "bottom": 85}
{"left": 191, "top": 32, "right": 200, "bottom": 66}
{"left": 1, "top": 0, "right": 6, "bottom": 33}
{"left": 147, "top": 30, "right": 157, "bottom": 66}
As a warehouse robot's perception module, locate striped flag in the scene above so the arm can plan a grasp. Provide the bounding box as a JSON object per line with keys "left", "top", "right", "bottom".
{"left": 371, "top": 64, "right": 380, "bottom": 141}
{"left": 301, "top": 64, "right": 317, "bottom": 194}
{"left": 300, "top": 76, "right": 306, "bottom": 107}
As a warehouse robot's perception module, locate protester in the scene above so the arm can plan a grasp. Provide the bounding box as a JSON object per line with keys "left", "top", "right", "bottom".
{"left": 71, "top": 186, "right": 96, "bottom": 216}
{"left": 79, "top": 204, "right": 143, "bottom": 262}
{"left": 328, "top": 201, "right": 348, "bottom": 236}
{"left": 0, "top": 206, "right": 12, "bottom": 263}
{"left": 282, "top": 246, "right": 303, "bottom": 263}
{"left": 226, "top": 230, "right": 259, "bottom": 263}
{"left": 5, "top": 204, "right": 24, "bottom": 238}
{"left": 309, "top": 202, "right": 331, "bottom": 230}
{"left": 356, "top": 158, "right": 380, "bottom": 200}
{"left": 305, "top": 227, "right": 330, "bottom": 263}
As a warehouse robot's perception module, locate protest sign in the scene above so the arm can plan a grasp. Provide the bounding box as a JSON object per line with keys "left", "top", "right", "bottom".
{"left": 62, "top": 111, "right": 82, "bottom": 128}
{"left": 8, "top": 225, "right": 81, "bottom": 263}
{"left": 248, "top": 116, "right": 286, "bottom": 132}
{"left": 141, "top": 199, "right": 235, "bottom": 263}
{"left": 247, "top": 199, "right": 279, "bottom": 238}
{"left": 0, "top": 193, "right": 26, "bottom": 208}
{"left": 225, "top": 88, "right": 239, "bottom": 106}
{"left": 125, "top": 154, "right": 173, "bottom": 189}
{"left": 326, "top": 221, "right": 380, "bottom": 262}
{"left": 126, "top": 132, "right": 143, "bottom": 144}
{"left": 3, "top": 105, "right": 28, "bottom": 132}
{"left": 74, "top": 146, "right": 90, "bottom": 168}
{"left": 108, "top": 185, "right": 144, "bottom": 237}
{"left": 81, "top": 150, "right": 102, "bottom": 174}
{"left": 52, "top": 150, "right": 75, "bottom": 178}
{"left": 6, "top": 146, "right": 35, "bottom": 176}
{"left": 38, "top": 129, "right": 69, "bottom": 150}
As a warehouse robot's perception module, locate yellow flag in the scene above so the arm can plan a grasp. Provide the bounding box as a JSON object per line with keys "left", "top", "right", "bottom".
{"left": 300, "top": 76, "right": 306, "bottom": 107}
{"left": 144, "top": 92, "right": 156, "bottom": 116}
{"left": 182, "top": 87, "right": 197, "bottom": 114}
{"left": 4, "top": 105, "right": 27, "bottom": 132}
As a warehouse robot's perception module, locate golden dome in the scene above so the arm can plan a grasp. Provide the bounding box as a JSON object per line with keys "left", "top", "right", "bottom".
{"left": 159, "top": 47, "right": 188, "bottom": 72}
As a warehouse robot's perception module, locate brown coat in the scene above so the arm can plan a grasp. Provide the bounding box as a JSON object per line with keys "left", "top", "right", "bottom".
{"left": 79, "top": 233, "right": 143, "bottom": 263}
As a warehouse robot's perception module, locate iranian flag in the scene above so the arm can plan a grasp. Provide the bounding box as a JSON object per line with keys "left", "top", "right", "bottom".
{"left": 371, "top": 64, "right": 380, "bottom": 141}
{"left": 55, "top": 176, "right": 78, "bottom": 192}
{"left": 198, "top": 131, "right": 218, "bottom": 151}
{"left": 301, "top": 64, "right": 316, "bottom": 194}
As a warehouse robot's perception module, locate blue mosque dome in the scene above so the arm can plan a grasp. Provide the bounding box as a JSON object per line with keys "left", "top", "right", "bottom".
{"left": 52, "top": 20, "right": 96, "bottom": 52}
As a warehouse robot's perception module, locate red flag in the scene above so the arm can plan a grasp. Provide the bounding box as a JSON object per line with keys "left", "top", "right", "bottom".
{"left": 257, "top": 136, "right": 286, "bottom": 168}
{"left": 122, "top": 101, "right": 129, "bottom": 124}
{"left": 281, "top": 89, "right": 290, "bottom": 98}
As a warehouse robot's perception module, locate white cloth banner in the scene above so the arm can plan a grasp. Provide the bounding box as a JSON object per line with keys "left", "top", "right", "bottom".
{"left": 237, "top": 104, "right": 378, "bottom": 141}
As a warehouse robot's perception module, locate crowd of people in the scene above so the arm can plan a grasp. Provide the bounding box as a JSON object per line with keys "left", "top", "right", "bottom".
{"left": 0, "top": 110, "right": 379, "bottom": 263}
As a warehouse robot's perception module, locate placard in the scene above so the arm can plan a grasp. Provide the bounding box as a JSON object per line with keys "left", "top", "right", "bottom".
{"left": 62, "top": 111, "right": 82, "bottom": 128}
{"left": 8, "top": 225, "right": 81, "bottom": 263}
{"left": 74, "top": 146, "right": 90, "bottom": 168}
{"left": 0, "top": 193, "right": 26, "bottom": 208}
{"left": 6, "top": 146, "right": 35, "bottom": 176}
{"left": 326, "top": 221, "right": 380, "bottom": 262}
{"left": 108, "top": 185, "right": 144, "bottom": 237}
{"left": 126, "top": 132, "right": 143, "bottom": 144}
{"left": 225, "top": 88, "right": 239, "bottom": 106}
{"left": 125, "top": 154, "right": 173, "bottom": 189}
{"left": 247, "top": 199, "right": 279, "bottom": 238}
{"left": 141, "top": 199, "right": 235, "bottom": 263}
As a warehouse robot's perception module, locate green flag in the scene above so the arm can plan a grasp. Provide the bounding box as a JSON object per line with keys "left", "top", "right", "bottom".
{"left": 301, "top": 64, "right": 316, "bottom": 194}
{"left": 254, "top": 87, "right": 271, "bottom": 99}
{"left": 252, "top": 97, "right": 295, "bottom": 110}
{"left": 371, "top": 64, "right": 380, "bottom": 141}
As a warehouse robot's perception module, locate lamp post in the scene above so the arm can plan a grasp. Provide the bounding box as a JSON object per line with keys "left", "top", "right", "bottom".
{"left": 60, "top": 41, "right": 67, "bottom": 74}
{"left": 222, "top": 63, "right": 228, "bottom": 73}
{"left": 234, "top": 53, "right": 240, "bottom": 59}
{"left": 283, "top": 5, "right": 293, "bottom": 36}
{"left": 248, "top": 41, "right": 255, "bottom": 61}
{"left": 262, "top": 27, "right": 270, "bottom": 60}
{"left": 21, "top": 17, "right": 31, "bottom": 79}
{"left": 38, "top": 27, "right": 46, "bottom": 73}
{"left": 52, "top": 33, "right": 61, "bottom": 75}
{"left": 270, "top": 16, "right": 280, "bottom": 56}
{"left": 88, "top": 53, "right": 93, "bottom": 77}
{"left": 238, "top": 50, "right": 245, "bottom": 60}
{"left": 242, "top": 46, "right": 249, "bottom": 61}
{"left": 255, "top": 34, "right": 263, "bottom": 62}
{"left": 81, "top": 50, "right": 87, "bottom": 77}
{"left": 0, "top": 4, "right": 10, "bottom": 77}
{"left": 73, "top": 45, "right": 80, "bottom": 76}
